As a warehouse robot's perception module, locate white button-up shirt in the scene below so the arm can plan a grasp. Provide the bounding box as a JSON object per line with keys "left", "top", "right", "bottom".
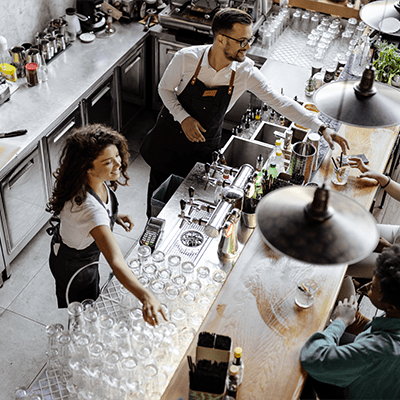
{"left": 158, "top": 44, "right": 323, "bottom": 132}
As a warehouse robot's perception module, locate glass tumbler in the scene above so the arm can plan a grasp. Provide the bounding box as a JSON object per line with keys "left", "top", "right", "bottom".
{"left": 128, "top": 258, "right": 141, "bottom": 276}
{"left": 181, "top": 261, "right": 195, "bottom": 281}
{"left": 167, "top": 254, "right": 181, "bottom": 275}
{"left": 295, "top": 278, "right": 318, "bottom": 308}
{"left": 152, "top": 250, "right": 165, "bottom": 269}
{"left": 331, "top": 166, "right": 350, "bottom": 185}
{"left": 137, "top": 245, "right": 152, "bottom": 265}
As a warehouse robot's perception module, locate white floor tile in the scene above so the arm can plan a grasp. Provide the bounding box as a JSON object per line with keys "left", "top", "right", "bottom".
{"left": 0, "top": 311, "right": 49, "bottom": 399}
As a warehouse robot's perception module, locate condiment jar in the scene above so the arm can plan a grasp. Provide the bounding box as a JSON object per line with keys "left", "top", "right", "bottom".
{"left": 25, "top": 62, "right": 39, "bottom": 86}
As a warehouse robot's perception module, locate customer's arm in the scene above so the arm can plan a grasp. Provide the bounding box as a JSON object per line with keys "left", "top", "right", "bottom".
{"left": 349, "top": 157, "right": 400, "bottom": 201}
{"left": 300, "top": 297, "right": 369, "bottom": 387}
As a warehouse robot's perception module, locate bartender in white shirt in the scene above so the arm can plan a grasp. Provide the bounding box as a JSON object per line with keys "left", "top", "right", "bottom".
{"left": 140, "top": 7, "right": 349, "bottom": 218}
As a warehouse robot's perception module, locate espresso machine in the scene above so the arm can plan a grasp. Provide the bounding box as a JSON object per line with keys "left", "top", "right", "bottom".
{"left": 76, "top": 0, "right": 107, "bottom": 32}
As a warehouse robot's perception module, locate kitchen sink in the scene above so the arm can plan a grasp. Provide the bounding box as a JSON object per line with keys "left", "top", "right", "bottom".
{"left": 252, "top": 121, "right": 287, "bottom": 145}
{"left": 221, "top": 136, "right": 274, "bottom": 169}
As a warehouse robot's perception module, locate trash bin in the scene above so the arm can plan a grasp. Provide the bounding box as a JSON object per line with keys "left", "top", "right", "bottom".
{"left": 151, "top": 174, "right": 184, "bottom": 217}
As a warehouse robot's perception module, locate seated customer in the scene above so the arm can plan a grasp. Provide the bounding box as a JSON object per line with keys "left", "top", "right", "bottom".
{"left": 348, "top": 156, "right": 400, "bottom": 279}
{"left": 300, "top": 245, "right": 400, "bottom": 400}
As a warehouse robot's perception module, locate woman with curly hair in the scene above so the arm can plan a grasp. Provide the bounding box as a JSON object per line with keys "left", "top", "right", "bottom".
{"left": 47, "top": 124, "right": 166, "bottom": 326}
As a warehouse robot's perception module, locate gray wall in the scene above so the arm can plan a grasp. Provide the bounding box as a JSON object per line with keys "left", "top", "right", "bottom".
{"left": 0, "top": 0, "right": 75, "bottom": 48}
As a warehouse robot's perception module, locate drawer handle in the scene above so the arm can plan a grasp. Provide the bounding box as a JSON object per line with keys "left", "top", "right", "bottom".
{"left": 91, "top": 84, "right": 111, "bottom": 106}
{"left": 124, "top": 56, "right": 141, "bottom": 73}
{"left": 53, "top": 118, "right": 76, "bottom": 144}
{"left": 9, "top": 159, "right": 35, "bottom": 189}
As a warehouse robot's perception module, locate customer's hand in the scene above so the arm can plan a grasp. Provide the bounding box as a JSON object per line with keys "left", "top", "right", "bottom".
{"left": 335, "top": 295, "right": 358, "bottom": 327}
{"left": 141, "top": 291, "right": 168, "bottom": 326}
{"left": 323, "top": 127, "right": 350, "bottom": 154}
{"left": 181, "top": 116, "right": 206, "bottom": 143}
{"left": 348, "top": 157, "right": 387, "bottom": 183}
{"left": 375, "top": 237, "right": 392, "bottom": 253}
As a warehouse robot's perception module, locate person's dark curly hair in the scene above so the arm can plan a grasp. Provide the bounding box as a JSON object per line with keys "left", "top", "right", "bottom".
{"left": 375, "top": 244, "right": 400, "bottom": 310}
{"left": 212, "top": 8, "right": 252, "bottom": 38}
{"left": 46, "top": 124, "right": 130, "bottom": 216}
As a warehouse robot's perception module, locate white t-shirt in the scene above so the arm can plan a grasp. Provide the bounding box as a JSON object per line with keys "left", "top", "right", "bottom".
{"left": 59, "top": 186, "right": 112, "bottom": 250}
{"left": 158, "top": 44, "right": 323, "bottom": 132}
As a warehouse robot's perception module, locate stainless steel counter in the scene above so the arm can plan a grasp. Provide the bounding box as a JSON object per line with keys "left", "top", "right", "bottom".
{"left": 0, "top": 21, "right": 148, "bottom": 176}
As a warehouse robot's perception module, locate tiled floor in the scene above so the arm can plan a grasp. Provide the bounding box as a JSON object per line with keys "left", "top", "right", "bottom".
{"left": 0, "top": 116, "right": 399, "bottom": 398}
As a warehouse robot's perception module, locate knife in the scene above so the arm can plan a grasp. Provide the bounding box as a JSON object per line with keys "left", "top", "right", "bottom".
{"left": 0, "top": 130, "right": 28, "bottom": 138}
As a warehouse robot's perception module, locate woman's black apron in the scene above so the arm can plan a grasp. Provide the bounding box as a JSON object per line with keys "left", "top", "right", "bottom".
{"left": 140, "top": 51, "right": 236, "bottom": 177}
{"left": 47, "top": 187, "right": 118, "bottom": 308}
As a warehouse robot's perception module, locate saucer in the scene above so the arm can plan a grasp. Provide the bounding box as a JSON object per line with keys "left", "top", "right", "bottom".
{"left": 79, "top": 33, "right": 96, "bottom": 43}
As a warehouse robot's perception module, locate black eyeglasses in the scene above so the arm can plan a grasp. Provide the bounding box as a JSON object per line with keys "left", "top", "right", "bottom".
{"left": 221, "top": 34, "right": 255, "bottom": 48}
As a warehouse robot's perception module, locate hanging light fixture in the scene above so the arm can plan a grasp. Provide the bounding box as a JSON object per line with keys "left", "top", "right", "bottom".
{"left": 256, "top": 185, "right": 379, "bottom": 265}
{"left": 313, "top": 64, "right": 400, "bottom": 127}
{"left": 360, "top": 0, "right": 400, "bottom": 36}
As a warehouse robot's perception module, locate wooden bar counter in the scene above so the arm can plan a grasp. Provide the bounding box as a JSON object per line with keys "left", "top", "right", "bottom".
{"left": 161, "top": 123, "right": 400, "bottom": 400}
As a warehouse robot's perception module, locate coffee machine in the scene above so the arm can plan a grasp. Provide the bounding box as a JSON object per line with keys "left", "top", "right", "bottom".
{"left": 76, "top": 0, "right": 107, "bottom": 32}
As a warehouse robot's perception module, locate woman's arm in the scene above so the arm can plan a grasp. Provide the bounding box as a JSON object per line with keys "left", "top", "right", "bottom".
{"left": 90, "top": 225, "right": 167, "bottom": 326}
{"left": 348, "top": 157, "right": 400, "bottom": 202}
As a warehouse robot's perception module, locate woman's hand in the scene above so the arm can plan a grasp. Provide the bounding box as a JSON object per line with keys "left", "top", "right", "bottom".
{"left": 323, "top": 128, "right": 350, "bottom": 154}
{"left": 116, "top": 214, "right": 134, "bottom": 232}
{"left": 348, "top": 157, "right": 387, "bottom": 183}
{"left": 141, "top": 291, "right": 168, "bottom": 326}
{"left": 335, "top": 296, "right": 358, "bottom": 327}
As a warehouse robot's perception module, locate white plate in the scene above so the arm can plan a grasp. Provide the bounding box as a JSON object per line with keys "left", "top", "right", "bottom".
{"left": 379, "top": 18, "right": 400, "bottom": 34}
{"left": 79, "top": 33, "right": 96, "bottom": 43}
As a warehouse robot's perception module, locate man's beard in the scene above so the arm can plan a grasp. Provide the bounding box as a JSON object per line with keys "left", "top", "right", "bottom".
{"left": 223, "top": 48, "right": 247, "bottom": 63}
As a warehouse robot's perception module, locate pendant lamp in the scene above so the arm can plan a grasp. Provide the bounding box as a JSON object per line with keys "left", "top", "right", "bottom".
{"left": 256, "top": 185, "right": 379, "bottom": 265}
{"left": 360, "top": 0, "right": 400, "bottom": 36}
{"left": 313, "top": 65, "right": 400, "bottom": 127}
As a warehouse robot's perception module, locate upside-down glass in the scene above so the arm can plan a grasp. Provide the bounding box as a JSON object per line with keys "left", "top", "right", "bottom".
{"left": 128, "top": 258, "right": 141, "bottom": 276}
{"left": 137, "top": 245, "right": 152, "bottom": 265}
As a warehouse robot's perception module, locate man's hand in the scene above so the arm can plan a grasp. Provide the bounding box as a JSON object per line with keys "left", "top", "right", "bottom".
{"left": 323, "top": 127, "right": 350, "bottom": 154}
{"left": 335, "top": 295, "right": 358, "bottom": 327}
{"left": 181, "top": 116, "right": 206, "bottom": 143}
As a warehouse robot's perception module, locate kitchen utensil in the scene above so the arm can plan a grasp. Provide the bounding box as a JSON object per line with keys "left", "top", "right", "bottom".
{"left": 0, "top": 130, "right": 27, "bottom": 138}
{"left": 9, "top": 46, "right": 26, "bottom": 78}
{"left": 26, "top": 49, "right": 41, "bottom": 65}
{"left": 287, "top": 142, "right": 316, "bottom": 183}
{"left": 40, "top": 39, "right": 51, "bottom": 61}
{"left": 56, "top": 34, "right": 67, "bottom": 52}
{"left": 79, "top": 32, "right": 96, "bottom": 43}
{"left": 143, "top": 8, "right": 157, "bottom": 31}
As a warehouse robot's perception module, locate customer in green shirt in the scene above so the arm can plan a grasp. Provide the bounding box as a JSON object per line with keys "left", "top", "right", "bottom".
{"left": 300, "top": 245, "right": 400, "bottom": 400}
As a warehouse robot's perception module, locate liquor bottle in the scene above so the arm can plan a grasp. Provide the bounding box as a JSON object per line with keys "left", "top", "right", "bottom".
{"left": 274, "top": 150, "right": 285, "bottom": 173}
{"left": 267, "top": 163, "right": 279, "bottom": 179}
{"left": 231, "top": 347, "right": 244, "bottom": 385}
{"left": 226, "top": 365, "right": 240, "bottom": 399}
{"left": 253, "top": 155, "right": 264, "bottom": 198}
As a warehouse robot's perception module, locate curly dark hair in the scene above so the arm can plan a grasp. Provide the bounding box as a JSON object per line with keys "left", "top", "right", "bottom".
{"left": 46, "top": 124, "right": 130, "bottom": 216}
{"left": 211, "top": 8, "right": 252, "bottom": 38}
{"left": 375, "top": 244, "right": 400, "bottom": 310}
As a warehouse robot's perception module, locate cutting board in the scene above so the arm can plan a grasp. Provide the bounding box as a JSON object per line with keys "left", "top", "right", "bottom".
{"left": 0, "top": 142, "right": 20, "bottom": 169}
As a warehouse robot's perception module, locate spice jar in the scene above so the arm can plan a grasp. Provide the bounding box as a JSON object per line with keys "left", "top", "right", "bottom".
{"left": 25, "top": 62, "right": 39, "bottom": 86}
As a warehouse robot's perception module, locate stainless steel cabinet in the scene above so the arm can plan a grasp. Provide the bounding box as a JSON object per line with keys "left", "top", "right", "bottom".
{"left": 153, "top": 37, "right": 188, "bottom": 109}
{"left": 0, "top": 145, "right": 49, "bottom": 266}
{"left": 44, "top": 106, "right": 83, "bottom": 194}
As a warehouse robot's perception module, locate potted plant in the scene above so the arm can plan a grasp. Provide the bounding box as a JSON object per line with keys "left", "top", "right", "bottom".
{"left": 373, "top": 41, "right": 400, "bottom": 86}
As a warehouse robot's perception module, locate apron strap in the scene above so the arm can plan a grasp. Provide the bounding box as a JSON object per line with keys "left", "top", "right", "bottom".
{"left": 191, "top": 51, "right": 206, "bottom": 86}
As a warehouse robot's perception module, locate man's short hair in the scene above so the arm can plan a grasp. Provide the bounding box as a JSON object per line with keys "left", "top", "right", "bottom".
{"left": 211, "top": 8, "right": 252, "bottom": 38}
{"left": 375, "top": 244, "right": 400, "bottom": 309}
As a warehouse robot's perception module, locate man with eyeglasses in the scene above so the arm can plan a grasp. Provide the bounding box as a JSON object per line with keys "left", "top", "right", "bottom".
{"left": 141, "top": 7, "right": 349, "bottom": 219}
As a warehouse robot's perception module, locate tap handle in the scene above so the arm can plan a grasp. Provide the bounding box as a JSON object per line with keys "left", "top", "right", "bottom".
{"left": 180, "top": 199, "right": 186, "bottom": 211}
{"left": 205, "top": 163, "right": 211, "bottom": 174}
{"left": 189, "top": 186, "right": 195, "bottom": 199}
{"left": 212, "top": 151, "right": 219, "bottom": 163}
{"left": 218, "top": 151, "right": 227, "bottom": 165}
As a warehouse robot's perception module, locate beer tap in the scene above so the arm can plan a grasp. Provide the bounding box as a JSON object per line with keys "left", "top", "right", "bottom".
{"left": 178, "top": 199, "right": 191, "bottom": 228}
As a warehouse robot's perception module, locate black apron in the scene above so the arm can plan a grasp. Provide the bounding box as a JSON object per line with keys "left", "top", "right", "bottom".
{"left": 140, "top": 50, "right": 236, "bottom": 177}
{"left": 47, "top": 187, "right": 118, "bottom": 308}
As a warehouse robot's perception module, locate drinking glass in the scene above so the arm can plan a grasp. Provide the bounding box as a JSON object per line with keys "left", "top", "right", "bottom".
{"left": 197, "top": 295, "right": 212, "bottom": 311}
{"left": 136, "top": 343, "right": 153, "bottom": 365}
{"left": 331, "top": 165, "right": 350, "bottom": 185}
{"left": 141, "top": 363, "right": 159, "bottom": 395}
{"left": 204, "top": 284, "right": 219, "bottom": 299}
{"left": 181, "top": 290, "right": 196, "bottom": 313}
{"left": 172, "top": 274, "right": 187, "bottom": 291}
{"left": 119, "top": 285, "right": 138, "bottom": 310}
{"left": 179, "top": 327, "right": 196, "bottom": 347}
{"left": 196, "top": 266, "right": 210, "bottom": 284}
{"left": 150, "top": 279, "right": 166, "bottom": 301}
{"left": 14, "top": 387, "right": 28, "bottom": 399}
{"left": 67, "top": 302, "right": 84, "bottom": 337}
{"left": 189, "top": 311, "right": 205, "bottom": 328}
{"left": 137, "top": 275, "right": 150, "bottom": 289}
{"left": 167, "top": 254, "right": 181, "bottom": 274}
{"left": 295, "top": 278, "right": 318, "bottom": 308}
{"left": 158, "top": 267, "right": 172, "bottom": 282}
{"left": 187, "top": 279, "right": 202, "bottom": 294}
{"left": 165, "top": 284, "right": 181, "bottom": 306}
{"left": 137, "top": 245, "right": 152, "bottom": 265}
{"left": 212, "top": 270, "right": 227, "bottom": 287}
{"left": 114, "top": 320, "right": 132, "bottom": 357}
{"left": 99, "top": 314, "right": 116, "bottom": 350}
{"left": 143, "top": 263, "right": 158, "bottom": 280}
{"left": 152, "top": 250, "right": 165, "bottom": 269}
{"left": 128, "top": 258, "right": 141, "bottom": 276}
{"left": 83, "top": 305, "right": 99, "bottom": 341}
{"left": 181, "top": 261, "right": 195, "bottom": 281}
{"left": 304, "top": 77, "right": 317, "bottom": 97}
{"left": 171, "top": 307, "right": 187, "bottom": 327}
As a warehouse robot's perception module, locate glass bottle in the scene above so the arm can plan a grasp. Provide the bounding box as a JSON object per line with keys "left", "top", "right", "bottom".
{"left": 67, "top": 302, "right": 84, "bottom": 339}
{"left": 230, "top": 347, "right": 244, "bottom": 385}
{"left": 267, "top": 163, "right": 279, "bottom": 180}
{"left": 226, "top": 365, "right": 240, "bottom": 399}
{"left": 57, "top": 331, "right": 72, "bottom": 375}
{"left": 274, "top": 150, "right": 285, "bottom": 173}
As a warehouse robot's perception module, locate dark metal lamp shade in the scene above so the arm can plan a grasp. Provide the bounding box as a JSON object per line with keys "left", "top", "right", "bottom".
{"left": 313, "top": 65, "right": 400, "bottom": 127}
{"left": 256, "top": 185, "right": 379, "bottom": 265}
